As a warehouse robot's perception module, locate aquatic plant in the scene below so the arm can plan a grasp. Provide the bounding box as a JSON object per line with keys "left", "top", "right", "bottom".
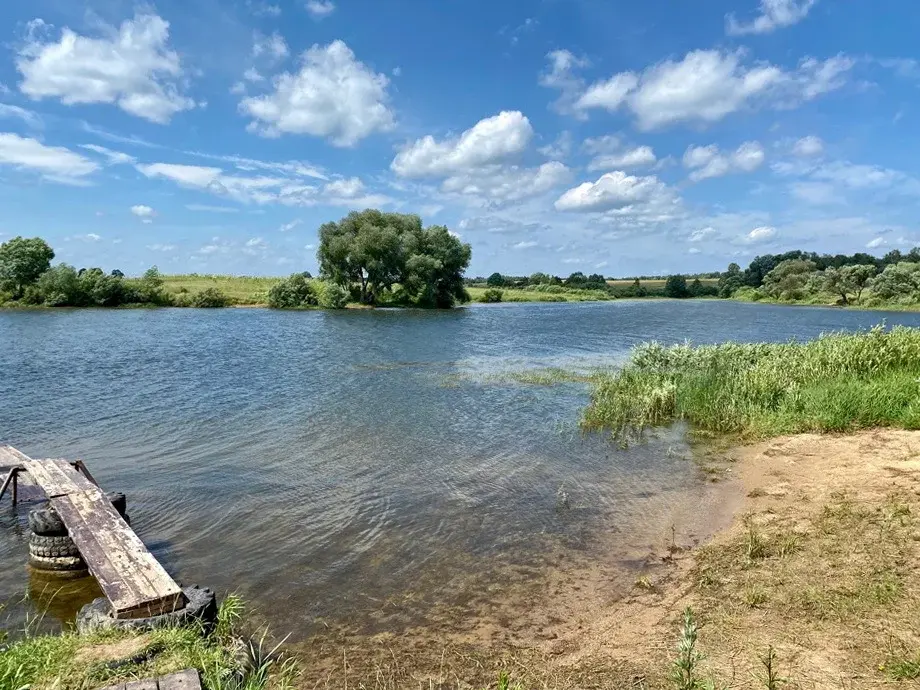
{"left": 583, "top": 325, "right": 920, "bottom": 440}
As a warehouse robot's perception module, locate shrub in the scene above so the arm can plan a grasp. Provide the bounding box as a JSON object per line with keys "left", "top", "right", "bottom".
{"left": 480, "top": 288, "right": 503, "bottom": 303}
{"left": 486, "top": 272, "right": 505, "bottom": 287}
{"left": 314, "top": 280, "right": 349, "bottom": 309}
{"left": 191, "top": 287, "right": 230, "bottom": 308}
{"left": 267, "top": 272, "right": 318, "bottom": 308}
{"left": 664, "top": 275, "right": 689, "bottom": 298}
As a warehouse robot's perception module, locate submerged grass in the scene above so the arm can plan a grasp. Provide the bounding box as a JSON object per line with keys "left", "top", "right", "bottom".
{"left": 582, "top": 324, "right": 920, "bottom": 440}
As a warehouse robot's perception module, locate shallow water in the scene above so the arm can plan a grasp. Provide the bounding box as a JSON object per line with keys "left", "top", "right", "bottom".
{"left": 2, "top": 300, "right": 919, "bottom": 637}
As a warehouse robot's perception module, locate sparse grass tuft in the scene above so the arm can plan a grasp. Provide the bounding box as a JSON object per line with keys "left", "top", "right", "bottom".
{"left": 583, "top": 325, "right": 920, "bottom": 441}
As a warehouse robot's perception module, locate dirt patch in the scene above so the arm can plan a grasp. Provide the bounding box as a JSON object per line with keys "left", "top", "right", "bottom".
{"left": 73, "top": 633, "right": 151, "bottom": 665}
{"left": 293, "top": 430, "right": 920, "bottom": 688}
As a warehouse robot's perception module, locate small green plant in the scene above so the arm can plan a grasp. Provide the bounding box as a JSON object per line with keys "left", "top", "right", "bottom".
{"left": 670, "top": 607, "right": 714, "bottom": 690}
{"left": 887, "top": 654, "right": 920, "bottom": 680}
{"left": 755, "top": 647, "right": 786, "bottom": 689}
{"left": 495, "top": 670, "right": 524, "bottom": 690}
{"left": 742, "top": 586, "right": 768, "bottom": 609}
{"left": 745, "top": 523, "right": 768, "bottom": 562}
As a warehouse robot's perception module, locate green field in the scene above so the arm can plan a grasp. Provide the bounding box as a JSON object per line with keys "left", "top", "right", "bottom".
{"left": 161, "top": 274, "right": 282, "bottom": 305}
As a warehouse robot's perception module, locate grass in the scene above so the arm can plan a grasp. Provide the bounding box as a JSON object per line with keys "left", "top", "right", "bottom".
{"left": 466, "top": 286, "right": 617, "bottom": 303}
{"left": 161, "top": 275, "right": 282, "bottom": 306}
{"left": 0, "top": 595, "right": 297, "bottom": 690}
{"left": 582, "top": 324, "right": 920, "bottom": 441}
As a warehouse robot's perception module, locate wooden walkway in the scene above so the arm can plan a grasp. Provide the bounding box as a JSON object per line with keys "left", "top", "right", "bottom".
{"left": 99, "top": 669, "right": 201, "bottom": 690}
{"left": 0, "top": 445, "right": 187, "bottom": 620}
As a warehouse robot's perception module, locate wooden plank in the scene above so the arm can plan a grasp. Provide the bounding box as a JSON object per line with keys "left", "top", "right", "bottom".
{"left": 157, "top": 670, "right": 201, "bottom": 690}
{"left": 53, "top": 489, "right": 186, "bottom": 618}
{"left": 125, "top": 680, "right": 158, "bottom": 690}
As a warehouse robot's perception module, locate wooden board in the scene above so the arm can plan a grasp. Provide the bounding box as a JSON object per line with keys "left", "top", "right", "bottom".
{"left": 96, "top": 670, "right": 200, "bottom": 690}
{"left": 7, "top": 447, "right": 187, "bottom": 619}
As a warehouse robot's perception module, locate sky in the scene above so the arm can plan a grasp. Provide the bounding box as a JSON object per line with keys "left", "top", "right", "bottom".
{"left": 0, "top": 0, "right": 918, "bottom": 277}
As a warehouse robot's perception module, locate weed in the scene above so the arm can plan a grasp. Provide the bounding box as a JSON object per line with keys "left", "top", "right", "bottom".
{"left": 669, "top": 608, "right": 715, "bottom": 690}
{"left": 755, "top": 647, "right": 786, "bottom": 689}
{"left": 745, "top": 523, "right": 768, "bottom": 562}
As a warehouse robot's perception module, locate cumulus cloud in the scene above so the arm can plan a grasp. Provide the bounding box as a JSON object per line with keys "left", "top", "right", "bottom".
{"left": 742, "top": 226, "right": 777, "bottom": 243}
{"left": 587, "top": 145, "right": 657, "bottom": 171}
{"left": 554, "top": 171, "right": 674, "bottom": 213}
{"left": 560, "top": 49, "right": 853, "bottom": 130}
{"left": 392, "top": 111, "right": 533, "bottom": 177}
{"left": 252, "top": 32, "right": 289, "bottom": 61}
{"left": 727, "top": 0, "right": 818, "bottom": 36}
{"left": 239, "top": 40, "right": 393, "bottom": 145}
{"left": 17, "top": 13, "right": 195, "bottom": 124}
{"left": 539, "top": 49, "right": 590, "bottom": 115}
{"left": 689, "top": 227, "right": 716, "bottom": 242}
{"left": 305, "top": 0, "right": 335, "bottom": 18}
{"left": 131, "top": 204, "right": 155, "bottom": 217}
{"left": 792, "top": 135, "right": 824, "bottom": 157}
{"left": 0, "top": 132, "right": 98, "bottom": 183}
{"left": 683, "top": 141, "right": 765, "bottom": 181}
{"left": 440, "top": 161, "right": 572, "bottom": 204}
{"left": 866, "top": 237, "right": 887, "bottom": 249}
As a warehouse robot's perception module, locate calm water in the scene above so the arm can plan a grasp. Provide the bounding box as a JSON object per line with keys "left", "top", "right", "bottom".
{"left": 2, "top": 300, "right": 920, "bottom": 636}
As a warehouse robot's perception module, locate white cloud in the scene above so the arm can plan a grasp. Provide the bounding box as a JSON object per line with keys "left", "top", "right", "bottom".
{"left": 538, "top": 131, "right": 573, "bottom": 159}
{"left": 240, "top": 40, "right": 393, "bottom": 145}
{"left": 0, "top": 103, "right": 42, "bottom": 128}
{"left": 689, "top": 227, "right": 716, "bottom": 242}
{"left": 866, "top": 237, "right": 887, "bottom": 249}
{"left": 587, "top": 146, "right": 656, "bottom": 171}
{"left": 138, "top": 160, "right": 388, "bottom": 208}
{"left": 130, "top": 204, "right": 155, "bottom": 218}
{"left": 279, "top": 219, "right": 302, "bottom": 232}
{"left": 147, "top": 243, "right": 176, "bottom": 251}
{"left": 572, "top": 50, "right": 852, "bottom": 130}
{"left": 727, "top": 0, "right": 817, "bottom": 36}
{"left": 79, "top": 143, "right": 135, "bottom": 165}
{"left": 790, "top": 181, "right": 839, "bottom": 204}
{"left": 246, "top": 237, "right": 267, "bottom": 248}
{"left": 392, "top": 111, "right": 533, "bottom": 177}
{"left": 688, "top": 247, "right": 701, "bottom": 254}
{"left": 742, "top": 226, "right": 777, "bottom": 243}
{"left": 792, "top": 135, "right": 824, "bottom": 157}
{"left": 554, "top": 170, "right": 673, "bottom": 213}
{"left": 683, "top": 141, "right": 764, "bottom": 181}
{"left": 305, "top": 0, "right": 335, "bottom": 18}
{"left": 582, "top": 135, "right": 620, "bottom": 155}
{"left": 243, "top": 68, "right": 264, "bottom": 83}
{"left": 17, "top": 13, "right": 195, "bottom": 124}
{"left": 575, "top": 73, "right": 639, "bottom": 112}
{"left": 513, "top": 240, "right": 539, "bottom": 249}
{"left": 539, "top": 49, "right": 590, "bottom": 115}
{"left": 85, "top": 233, "right": 101, "bottom": 241}
{"left": 0, "top": 132, "right": 98, "bottom": 182}
{"left": 252, "top": 32, "right": 289, "bottom": 61}
{"left": 440, "top": 161, "right": 572, "bottom": 204}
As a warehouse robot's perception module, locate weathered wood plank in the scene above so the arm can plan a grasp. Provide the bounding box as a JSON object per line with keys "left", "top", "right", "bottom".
{"left": 157, "top": 670, "right": 201, "bottom": 690}
{"left": 125, "top": 680, "right": 158, "bottom": 690}
{"left": 55, "top": 490, "right": 186, "bottom": 618}
{"left": 11, "top": 448, "right": 186, "bottom": 620}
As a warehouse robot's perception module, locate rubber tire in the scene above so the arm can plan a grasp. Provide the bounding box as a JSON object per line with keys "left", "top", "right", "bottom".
{"left": 76, "top": 585, "right": 217, "bottom": 634}
{"left": 29, "top": 492, "right": 128, "bottom": 536}
{"left": 29, "top": 534, "right": 81, "bottom": 558}
{"left": 29, "top": 554, "right": 87, "bottom": 572}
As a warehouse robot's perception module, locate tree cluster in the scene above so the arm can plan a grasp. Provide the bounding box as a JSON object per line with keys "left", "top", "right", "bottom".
{"left": 0, "top": 237, "right": 173, "bottom": 307}
{"left": 267, "top": 272, "right": 349, "bottom": 309}
{"left": 318, "top": 210, "right": 471, "bottom": 308}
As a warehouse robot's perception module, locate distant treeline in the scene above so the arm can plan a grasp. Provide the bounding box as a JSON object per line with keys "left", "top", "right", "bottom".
{"left": 467, "top": 271, "right": 718, "bottom": 299}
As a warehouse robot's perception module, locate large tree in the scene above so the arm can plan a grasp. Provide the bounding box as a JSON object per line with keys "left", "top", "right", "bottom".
{"left": 0, "top": 236, "right": 54, "bottom": 298}
{"left": 318, "top": 209, "right": 471, "bottom": 307}
{"left": 823, "top": 264, "right": 877, "bottom": 304}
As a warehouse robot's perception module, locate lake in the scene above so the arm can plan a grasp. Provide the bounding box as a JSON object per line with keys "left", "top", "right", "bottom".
{"left": 2, "top": 300, "right": 920, "bottom": 642}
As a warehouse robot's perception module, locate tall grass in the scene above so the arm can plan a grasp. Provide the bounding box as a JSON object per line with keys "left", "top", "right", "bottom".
{"left": 582, "top": 325, "right": 920, "bottom": 440}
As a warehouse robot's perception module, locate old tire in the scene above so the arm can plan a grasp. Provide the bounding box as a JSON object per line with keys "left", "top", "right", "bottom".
{"left": 76, "top": 585, "right": 217, "bottom": 634}
{"left": 29, "top": 534, "right": 81, "bottom": 558}
{"left": 29, "top": 493, "right": 128, "bottom": 536}
{"left": 29, "top": 554, "right": 87, "bottom": 573}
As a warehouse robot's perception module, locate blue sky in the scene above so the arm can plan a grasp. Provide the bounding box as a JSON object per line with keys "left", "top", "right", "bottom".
{"left": 0, "top": 0, "right": 918, "bottom": 277}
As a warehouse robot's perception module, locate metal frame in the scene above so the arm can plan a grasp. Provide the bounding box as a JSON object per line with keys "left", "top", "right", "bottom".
{"left": 1, "top": 460, "right": 98, "bottom": 506}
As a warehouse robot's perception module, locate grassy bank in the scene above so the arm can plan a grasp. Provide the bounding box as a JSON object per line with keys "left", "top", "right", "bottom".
{"left": 162, "top": 275, "right": 282, "bottom": 306}
{"left": 0, "top": 596, "right": 296, "bottom": 690}
{"left": 582, "top": 325, "right": 920, "bottom": 441}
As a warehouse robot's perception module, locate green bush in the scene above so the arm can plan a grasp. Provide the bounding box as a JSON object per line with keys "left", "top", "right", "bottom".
{"left": 314, "top": 280, "right": 349, "bottom": 309}
{"left": 267, "top": 272, "right": 318, "bottom": 308}
{"left": 191, "top": 287, "right": 230, "bottom": 308}
{"left": 480, "top": 288, "right": 503, "bottom": 303}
